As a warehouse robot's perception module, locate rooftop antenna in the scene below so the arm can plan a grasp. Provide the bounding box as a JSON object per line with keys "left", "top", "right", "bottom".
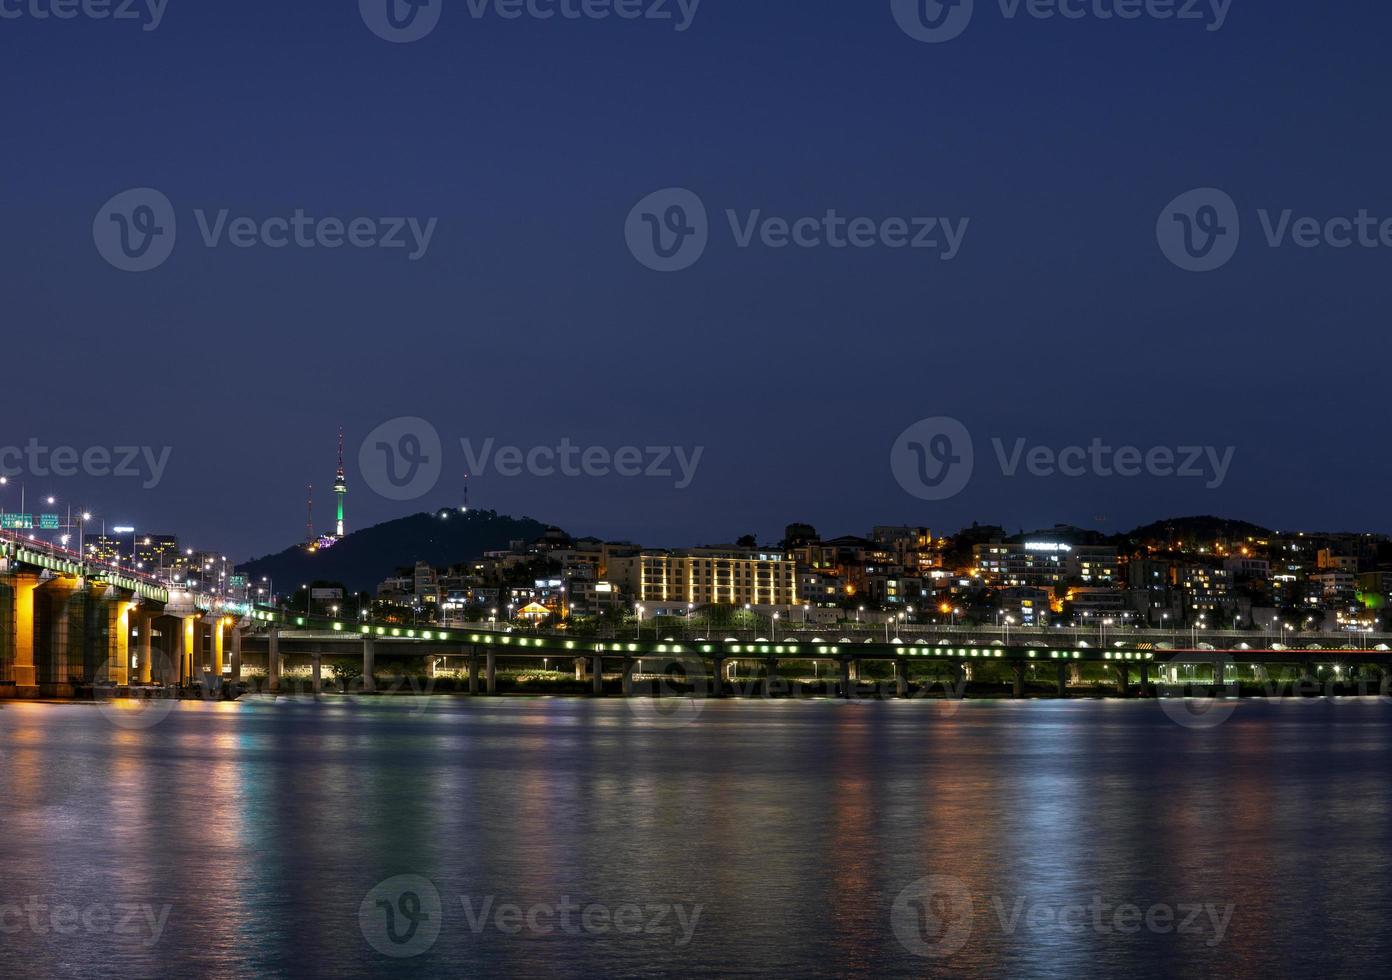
{"left": 462, "top": 472, "right": 470, "bottom": 513}
{"left": 306, "top": 484, "right": 314, "bottom": 546}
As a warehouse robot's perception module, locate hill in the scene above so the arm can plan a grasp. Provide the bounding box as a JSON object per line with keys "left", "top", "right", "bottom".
{"left": 241, "top": 509, "right": 550, "bottom": 593}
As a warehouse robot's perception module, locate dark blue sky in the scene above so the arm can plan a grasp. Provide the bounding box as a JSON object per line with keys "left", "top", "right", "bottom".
{"left": 2, "top": 0, "right": 1389, "bottom": 559}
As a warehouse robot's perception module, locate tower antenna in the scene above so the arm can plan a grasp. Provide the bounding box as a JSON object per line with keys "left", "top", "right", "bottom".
{"left": 334, "top": 427, "right": 348, "bottom": 539}
{"left": 306, "top": 484, "right": 314, "bottom": 547}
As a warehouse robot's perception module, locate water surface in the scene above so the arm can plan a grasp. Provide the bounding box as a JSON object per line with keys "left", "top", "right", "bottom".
{"left": 1, "top": 696, "right": 1388, "bottom": 978}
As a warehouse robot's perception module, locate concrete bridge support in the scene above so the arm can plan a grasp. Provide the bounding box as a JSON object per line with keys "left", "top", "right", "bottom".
{"left": 591, "top": 654, "right": 603, "bottom": 695}
{"left": 99, "top": 599, "right": 133, "bottom": 686}
{"left": 896, "top": 659, "right": 910, "bottom": 697}
{"left": 486, "top": 649, "right": 497, "bottom": 695}
{"left": 950, "top": 662, "right": 966, "bottom": 699}
{"left": 764, "top": 658, "right": 781, "bottom": 697}
{"left": 710, "top": 657, "right": 724, "bottom": 698}
{"left": 622, "top": 658, "right": 636, "bottom": 697}
{"left": 11, "top": 574, "right": 38, "bottom": 690}
{"left": 1299, "top": 658, "right": 1317, "bottom": 690}
{"left": 229, "top": 627, "right": 242, "bottom": 682}
{"left": 468, "top": 653, "right": 480, "bottom": 695}
{"left": 1115, "top": 665, "right": 1130, "bottom": 698}
{"left": 362, "top": 636, "right": 376, "bottom": 693}
{"left": 840, "top": 658, "right": 852, "bottom": 699}
{"left": 1139, "top": 661, "right": 1150, "bottom": 695}
{"left": 210, "top": 619, "right": 225, "bottom": 678}
{"left": 1057, "top": 663, "right": 1068, "bottom": 698}
{"left": 311, "top": 654, "right": 322, "bottom": 696}
{"left": 1012, "top": 661, "right": 1026, "bottom": 699}
{"left": 267, "top": 627, "right": 281, "bottom": 692}
{"left": 135, "top": 611, "right": 154, "bottom": 684}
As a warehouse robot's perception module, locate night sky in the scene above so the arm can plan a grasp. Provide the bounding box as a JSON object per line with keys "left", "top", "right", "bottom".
{"left": 2, "top": 0, "right": 1390, "bottom": 559}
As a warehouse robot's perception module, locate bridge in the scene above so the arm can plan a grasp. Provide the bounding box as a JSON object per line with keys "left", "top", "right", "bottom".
{"left": 5, "top": 531, "right": 1390, "bottom": 700}
{"left": 1, "top": 529, "right": 248, "bottom": 696}
{"left": 238, "top": 611, "right": 1392, "bottom": 700}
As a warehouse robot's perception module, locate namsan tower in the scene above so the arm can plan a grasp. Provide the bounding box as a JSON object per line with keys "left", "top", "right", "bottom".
{"left": 333, "top": 427, "right": 347, "bottom": 540}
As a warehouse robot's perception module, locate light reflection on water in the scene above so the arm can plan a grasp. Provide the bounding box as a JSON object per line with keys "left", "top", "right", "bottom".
{"left": 0, "top": 697, "right": 1389, "bottom": 978}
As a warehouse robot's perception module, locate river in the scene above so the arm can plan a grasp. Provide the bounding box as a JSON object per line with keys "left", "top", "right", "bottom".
{"left": 0, "top": 695, "right": 1388, "bottom": 978}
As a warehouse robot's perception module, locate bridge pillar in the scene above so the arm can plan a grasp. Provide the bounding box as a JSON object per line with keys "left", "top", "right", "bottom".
{"left": 311, "top": 654, "right": 322, "bottom": 696}
{"left": 210, "top": 618, "right": 225, "bottom": 678}
{"left": 896, "top": 659, "right": 909, "bottom": 698}
{"left": 591, "top": 654, "right": 603, "bottom": 695}
{"left": 839, "top": 658, "right": 852, "bottom": 699}
{"left": 486, "top": 649, "right": 497, "bottom": 695}
{"left": 764, "top": 658, "right": 782, "bottom": 698}
{"left": 229, "top": 627, "right": 242, "bottom": 682}
{"left": 1115, "top": 665, "right": 1130, "bottom": 698}
{"left": 11, "top": 574, "right": 39, "bottom": 689}
{"left": 1139, "top": 661, "right": 1150, "bottom": 695}
{"left": 362, "top": 636, "right": 376, "bottom": 693}
{"left": 135, "top": 610, "right": 154, "bottom": 684}
{"left": 267, "top": 627, "right": 281, "bottom": 693}
{"left": 179, "top": 616, "right": 197, "bottom": 686}
{"left": 1213, "top": 661, "right": 1226, "bottom": 691}
{"left": 468, "top": 652, "right": 480, "bottom": 695}
{"left": 622, "top": 658, "right": 636, "bottom": 697}
{"left": 103, "top": 601, "right": 132, "bottom": 684}
{"left": 1299, "top": 658, "right": 1317, "bottom": 691}
{"left": 950, "top": 661, "right": 966, "bottom": 699}
{"left": 1012, "top": 661, "right": 1026, "bottom": 699}
{"left": 710, "top": 657, "right": 724, "bottom": 697}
